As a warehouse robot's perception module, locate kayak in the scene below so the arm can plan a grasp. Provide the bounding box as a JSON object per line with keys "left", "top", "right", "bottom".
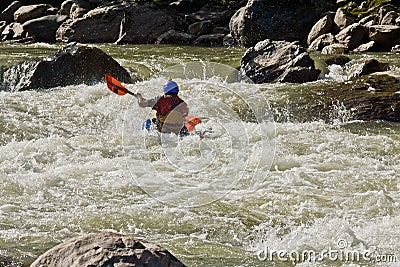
{"left": 141, "top": 118, "right": 210, "bottom": 139}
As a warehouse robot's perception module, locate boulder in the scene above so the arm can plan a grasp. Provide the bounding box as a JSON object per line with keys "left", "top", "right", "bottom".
{"left": 309, "top": 33, "right": 336, "bottom": 51}
{"left": 353, "top": 40, "right": 377, "bottom": 52}
{"left": 116, "top": 4, "right": 187, "bottom": 44}
{"left": 392, "top": 44, "right": 400, "bottom": 52}
{"left": 1, "top": 43, "right": 135, "bottom": 91}
{"left": 30, "top": 232, "right": 186, "bottom": 267}
{"left": 57, "top": 4, "right": 125, "bottom": 43}
{"left": 369, "top": 25, "right": 400, "bottom": 51}
{"left": 230, "top": 0, "right": 337, "bottom": 47}
{"left": 273, "top": 71, "right": 400, "bottom": 122}
{"left": 14, "top": 4, "right": 49, "bottom": 23}
{"left": 58, "top": 0, "right": 74, "bottom": 16}
{"left": 335, "top": 23, "right": 368, "bottom": 50}
{"left": 307, "top": 13, "right": 335, "bottom": 45}
{"left": 0, "top": 1, "right": 22, "bottom": 23}
{"left": 1, "top": 22, "right": 25, "bottom": 40}
{"left": 378, "top": 5, "right": 397, "bottom": 24}
{"left": 241, "top": 39, "right": 320, "bottom": 83}
{"left": 321, "top": 43, "right": 347, "bottom": 54}
{"left": 193, "top": 33, "right": 225, "bottom": 46}
{"left": 345, "top": 59, "right": 389, "bottom": 79}
{"left": 334, "top": 8, "right": 355, "bottom": 29}
{"left": 155, "top": 30, "right": 195, "bottom": 45}
{"left": 223, "top": 33, "right": 235, "bottom": 46}
{"left": 380, "top": 10, "right": 398, "bottom": 25}
{"left": 359, "top": 14, "right": 377, "bottom": 26}
{"left": 324, "top": 55, "right": 350, "bottom": 66}
{"left": 23, "top": 15, "right": 67, "bottom": 42}
{"left": 188, "top": 20, "right": 213, "bottom": 36}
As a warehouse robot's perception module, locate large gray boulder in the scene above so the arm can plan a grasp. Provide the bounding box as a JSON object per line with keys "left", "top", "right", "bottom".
{"left": 241, "top": 39, "right": 320, "bottom": 83}
{"left": 1, "top": 43, "right": 135, "bottom": 91}
{"left": 13, "top": 4, "right": 49, "bottom": 23}
{"left": 307, "top": 13, "right": 335, "bottom": 45}
{"left": 23, "top": 15, "right": 67, "bottom": 42}
{"left": 31, "top": 232, "right": 186, "bottom": 267}
{"left": 334, "top": 8, "right": 355, "bottom": 29}
{"left": 230, "top": 0, "right": 337, "bottom": 47}
{"left": 335, "top": 23, "right": 369, "bottom": 50}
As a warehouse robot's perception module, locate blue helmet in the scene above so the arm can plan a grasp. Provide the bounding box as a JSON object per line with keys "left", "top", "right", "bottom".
{"left": 162, "top": 79, "right": 179, "bottom": 93}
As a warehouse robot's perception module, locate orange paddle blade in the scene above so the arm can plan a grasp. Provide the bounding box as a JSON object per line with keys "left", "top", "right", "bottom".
{"left": 185, "top": 115, "right": 202, "bottom": 132}
{"left": 105, "top": 74, "right": 128, "bottom": 95}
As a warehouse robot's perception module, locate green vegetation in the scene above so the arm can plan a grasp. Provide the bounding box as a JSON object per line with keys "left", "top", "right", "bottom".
{"left": 341, "top": 0, "right": 400, "bottom": 16}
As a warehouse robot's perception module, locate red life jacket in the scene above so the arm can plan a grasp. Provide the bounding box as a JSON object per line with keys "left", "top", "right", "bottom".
{"left": 152, "top": 94, "right": 188, "bottom": 133}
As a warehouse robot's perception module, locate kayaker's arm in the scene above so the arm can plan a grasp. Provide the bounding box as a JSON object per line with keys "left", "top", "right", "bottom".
{"left": 136, "top": 93, "right": 151, "bottom": 108}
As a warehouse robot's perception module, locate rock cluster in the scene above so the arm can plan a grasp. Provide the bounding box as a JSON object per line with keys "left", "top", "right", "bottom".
{"left": 308, "top": 1, "right": 400, "bottom": 53}
{"left": 0, "top": 0, "right": 237, "bottom": 46}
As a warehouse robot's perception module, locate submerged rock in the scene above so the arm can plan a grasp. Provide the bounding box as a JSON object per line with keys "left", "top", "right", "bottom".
{"left": 30, "top": 232, "right": 186, "bottom": 267}
{"left": 1, "top": 43, "right": 135, "bottom": 91}
{"left": 241, "top": 39, "right": 320, "bottom": 83}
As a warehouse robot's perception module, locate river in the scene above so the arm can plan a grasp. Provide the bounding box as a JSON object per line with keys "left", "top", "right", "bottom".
{"left": 0, "top": 43, "right": 399, "bottom": 266}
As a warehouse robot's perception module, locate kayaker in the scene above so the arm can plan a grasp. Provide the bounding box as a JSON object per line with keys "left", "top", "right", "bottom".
{"left": 135, "top": 78, "right": 189, "bottom": 135}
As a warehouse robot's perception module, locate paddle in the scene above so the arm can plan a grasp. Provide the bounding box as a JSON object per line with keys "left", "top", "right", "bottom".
{"left": 105, "top": 74, "right": 202, "bottom": 131}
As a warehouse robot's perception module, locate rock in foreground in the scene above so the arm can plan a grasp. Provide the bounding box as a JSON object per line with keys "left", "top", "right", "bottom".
{"left": 30, "top": 232, "right": 186, "bottom": 267}
{"left": 1, "top": 43, "right": 135, "bottom": 91}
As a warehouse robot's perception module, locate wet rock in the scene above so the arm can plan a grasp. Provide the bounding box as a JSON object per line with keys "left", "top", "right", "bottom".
{"left": 369, "top": 25, "right": 400, "bottom": 51}
{"left": 324, "top": 55, "right": 350, "bottom": 66}
{"left": 155, "top": 30, "right": 195, "bottom": 45}
{"left": 272, "top": 71, "right": 400, "bottom": 123}
{"left": 30, "top": 232, "right": 186, "bottom": 267}
{"left": 307, "top": 13, "right": 335, "bottom": 45}
{"left": 241, "top": 39, "right": 320, "bottom": 83}
{"left": 14, "top": 4, "right": 49, "bottom": 23}
{"left": 0, "top": 1, "right": 22, "bottom": 23}
{"left": 230, "top": 0, "right": 336, "bottom": 47}
{"left": 1, "top": 43, "right": 135, "bottom": 91}
{"left": 335, "top": 23, "right": 368, "bottom": 50}
{"left": 345, "top": 59, "right": 389, "bottom": 79}
{"left": 309, "top": 33, "right": 336, "bottom": 51}
{"left": 321, "top": 43, "right": 347, "bottom": 54}
{"left": 23, "top": 15, "right": 67, "bottom": 43}
{"left": 193, "top": 33, "right": 225, "bottom": 46}
{"left": 334, "top": 8, "right": 355, "bottom": 29}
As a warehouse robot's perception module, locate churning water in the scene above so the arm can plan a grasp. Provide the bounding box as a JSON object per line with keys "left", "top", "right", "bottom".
{"left": 0, "top": 44, "right": 399, "bottom": 266}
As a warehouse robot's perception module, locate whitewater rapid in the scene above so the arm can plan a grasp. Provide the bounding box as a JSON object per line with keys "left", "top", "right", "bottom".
{"left": 0, "top": 45, "right": 399, "bottom": 266}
